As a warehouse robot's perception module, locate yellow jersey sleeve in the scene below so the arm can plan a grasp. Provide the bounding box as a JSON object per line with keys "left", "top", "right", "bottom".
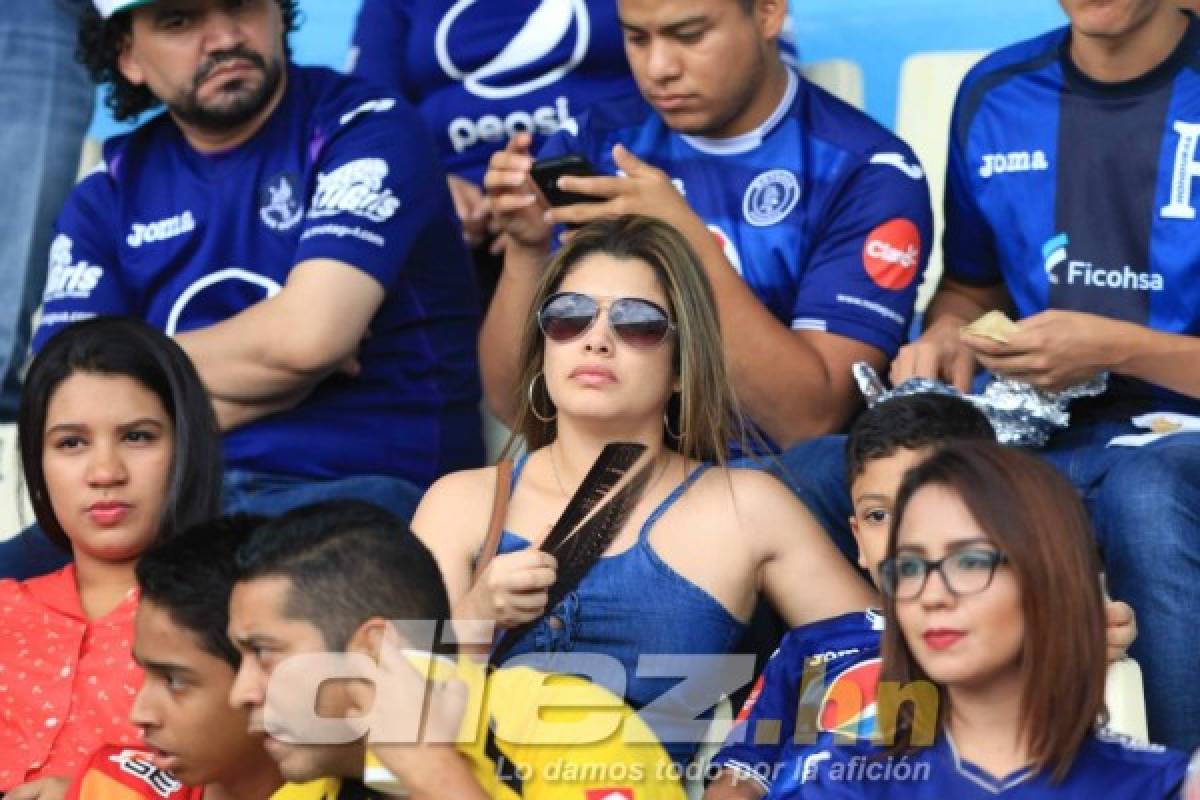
{"left": 462, "top": 664, "right": 687, "bottom": 800}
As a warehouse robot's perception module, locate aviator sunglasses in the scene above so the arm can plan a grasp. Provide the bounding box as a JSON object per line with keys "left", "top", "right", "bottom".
{"left": 538, "top": 291, "right": 676, "bottom": 349}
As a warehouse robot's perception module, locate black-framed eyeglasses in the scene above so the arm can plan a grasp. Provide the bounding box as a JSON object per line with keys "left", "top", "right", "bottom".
{"left": 878, "top": 548, "right": 1009, "bottom": 601}
{"left": 538, "top": 291, "right": 676, "bottom": 350}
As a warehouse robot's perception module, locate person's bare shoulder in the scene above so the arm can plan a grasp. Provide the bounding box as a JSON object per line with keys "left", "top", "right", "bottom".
{"left": 718, "top": 465, "right": 823, "bottom": 543}
{"left": 684, "top": 465, "right": 804, "bottom": 526}
{"left": 413, "top": 465, "right": 505, "bottom": 544}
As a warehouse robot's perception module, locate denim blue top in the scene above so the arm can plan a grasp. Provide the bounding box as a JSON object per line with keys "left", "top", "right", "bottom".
{"left": 493, "top": 453, "right": 748, "bottom": 764}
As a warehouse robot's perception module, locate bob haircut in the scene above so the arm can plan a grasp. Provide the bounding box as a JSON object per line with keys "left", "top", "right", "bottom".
{"left": 881, "top": 440, "right": 1106, "bottom": 783}
{"left": 508, "top": 215, "right": 747, "bottom": 463}
{"left": 18, "top": 317, "right": 224, "bottom": 551}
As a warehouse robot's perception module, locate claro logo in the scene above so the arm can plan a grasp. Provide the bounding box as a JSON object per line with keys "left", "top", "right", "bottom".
{"left": 863, "top": 219, "right": 922, "bottom": 291}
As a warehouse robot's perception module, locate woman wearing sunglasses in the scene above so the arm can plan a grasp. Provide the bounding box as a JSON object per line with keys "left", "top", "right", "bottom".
{"left": 412, "top": 215, "right": 875, "bottom": 764}
{"left": 773, "top": 440, "right": 1187, "bottom": 799}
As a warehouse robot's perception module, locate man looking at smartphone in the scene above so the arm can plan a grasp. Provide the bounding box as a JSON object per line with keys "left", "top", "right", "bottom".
{"left": 480, "top": 0, "right": 932, "bottom": 508}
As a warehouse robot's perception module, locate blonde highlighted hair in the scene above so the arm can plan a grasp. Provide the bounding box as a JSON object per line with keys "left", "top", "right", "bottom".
{"left": 507, "top": 215, "right": 747, "bottom": 463}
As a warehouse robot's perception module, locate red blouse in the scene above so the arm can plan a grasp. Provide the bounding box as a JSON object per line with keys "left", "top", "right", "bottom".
{"left": 0, "top": 565, "right": 143, "bottom": 789}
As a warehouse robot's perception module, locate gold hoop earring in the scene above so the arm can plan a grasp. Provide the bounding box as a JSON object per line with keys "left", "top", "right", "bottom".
{"left": 529, "top": 372, "right": 556, "bottom": 423}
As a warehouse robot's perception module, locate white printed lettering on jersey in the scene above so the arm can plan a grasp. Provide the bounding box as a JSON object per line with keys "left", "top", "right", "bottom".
{"left": 308, "top": 158, "right": 401, "bottom": 223}
{"left": 1064, "top": 261, "right": 1164, "bottom": 292}
{"left": 1160, "top": 120, "right": 1200, "bottom": 220}
{"left": 127, "top": 211, "right": 196, "bottom": 248}
{"left": 865, "top": 238, "right": 919, "bottom": 270}
{"left": 979, "top": 149, "right": 1049, "bottom": 178}
{"left": 806, "top": 647, "right": 863, "bottom": 665}
{"left": 107, "top": 749, "right": 183, "bottom": 799}
{"left": 340, "top": 97, "right": 397, "bottom": 127}
{"left": 1094, "top": 727, "right": 1168, "bottom": 753}
{"left": 743, "top": 169, "right": 801, "bottom": 227}
{"left": 43, "top": 234, "right": 104, "bottom": 302}
{"left": 870, "top": 152, "right": 924, "bottom": 180}
{"left": 436, "top": 0, "right": 590, "bottom": 100}
{"left": 448, "top": 96, "right": 578, "bottom": 154}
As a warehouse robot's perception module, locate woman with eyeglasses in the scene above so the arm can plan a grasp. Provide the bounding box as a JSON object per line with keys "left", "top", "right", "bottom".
{"left": 772, "top": 440, "right": 1187, "bottom": 799}
{"left": 411, "top": 215, "right": 875, "bottom": 765}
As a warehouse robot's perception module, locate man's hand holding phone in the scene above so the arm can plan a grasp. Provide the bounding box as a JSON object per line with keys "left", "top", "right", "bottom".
{"left": 546, "top": 144, "right": 699, "bottom": 236}
{"left": 484, "top": 136, "right": 701, "bottom": 249}
{"left": 530, "top": 154, "right": 603, "bottom": 209}
{"left": 482, "top": 133, "right": 554, "bottom": 252}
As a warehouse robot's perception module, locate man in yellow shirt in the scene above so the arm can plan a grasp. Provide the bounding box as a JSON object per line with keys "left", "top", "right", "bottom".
{"left": 227, "top": 500, "right": 686, "bottom": 800}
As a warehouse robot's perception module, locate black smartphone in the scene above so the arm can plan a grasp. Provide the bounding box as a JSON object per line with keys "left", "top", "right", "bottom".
{"left": 530, "top": 154, "right": 603, "bottom": 207}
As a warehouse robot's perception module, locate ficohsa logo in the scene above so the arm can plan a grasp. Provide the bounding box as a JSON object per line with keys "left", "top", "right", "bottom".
{"left": 863, "top": 219, "right": 921, "bottom": 290}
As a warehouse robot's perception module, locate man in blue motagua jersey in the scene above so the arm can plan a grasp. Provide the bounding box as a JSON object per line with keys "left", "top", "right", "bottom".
{"left": 5, "top": 0, "right": 485, "bottom": 579}
{"left": 479, "top": 0, "right": 934, "bottom": 484}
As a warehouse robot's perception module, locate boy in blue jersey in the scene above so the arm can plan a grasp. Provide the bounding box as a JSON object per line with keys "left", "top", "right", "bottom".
{"left": 479, "top": 0, "right": 933, "bottom": 478}
{"left": 703, "top": 394, "right": 1138, "bottom": 800}
{"left": 7, "top": 0, "right": 485, "bottom": 580}
{"left": 892, "top": 0, "right": 1200, "bottom": 751}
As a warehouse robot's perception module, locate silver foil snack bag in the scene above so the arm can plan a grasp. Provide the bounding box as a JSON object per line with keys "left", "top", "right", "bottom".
{"left": 852, "top": 362, "right": 1108, "bottom": 447}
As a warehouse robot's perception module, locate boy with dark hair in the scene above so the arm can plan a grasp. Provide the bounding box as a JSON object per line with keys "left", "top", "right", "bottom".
{"left": 228, "top": 500, "right": 686, "bottom": 800}
{"left": 704, "top": 394, "right": 1135, "bottom": 799}
{"left": 65, "top": 515, "right": 282, "bottom": 800}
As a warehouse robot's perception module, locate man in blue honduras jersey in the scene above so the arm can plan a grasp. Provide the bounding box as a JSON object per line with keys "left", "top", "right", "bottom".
{"left": 30, "top": 1, "right": 484, "bottom": 540}
{"left": 892, "top": 0, "right": 1200, "bottom": 751}
{"left": 479, "top": 0, "right": 933, "bottom": 472}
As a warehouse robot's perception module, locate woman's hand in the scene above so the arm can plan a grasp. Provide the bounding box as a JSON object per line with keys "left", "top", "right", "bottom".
{"left": 463, "top": 549, "right": 557, "bottom": 628}
{"left": 7, "top": 777, "right": 70, "bottom": 800}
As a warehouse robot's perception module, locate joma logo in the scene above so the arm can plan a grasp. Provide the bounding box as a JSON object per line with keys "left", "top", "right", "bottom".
{"left": 979, "top": 150, "right": 1049, "bottom": 178}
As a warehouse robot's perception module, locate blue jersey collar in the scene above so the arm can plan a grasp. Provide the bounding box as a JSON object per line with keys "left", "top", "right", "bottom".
{"left": 679, "top": 67, "right": 798, "bottom": 156}
{"left": 943, "top": 730, "right": 1037, "bottom": 794}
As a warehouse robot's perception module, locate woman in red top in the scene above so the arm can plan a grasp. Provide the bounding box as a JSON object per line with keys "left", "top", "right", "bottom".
{"left": 1, "top": 318, "right": 222, "bottom": 799}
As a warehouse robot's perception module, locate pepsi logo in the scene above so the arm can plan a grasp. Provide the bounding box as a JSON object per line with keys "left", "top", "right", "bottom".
{"left": 818, "top": 657, "right": 882, "bottom": 739}
{"left": 436, "top": 0, "right": 591, "bottom": 100}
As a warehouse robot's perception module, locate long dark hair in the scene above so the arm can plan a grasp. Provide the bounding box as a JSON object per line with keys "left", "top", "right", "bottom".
{"left": 76, "top": 0, "right": 302, "bottom": 122}
{"left": 880, "top": 441, "right": 1106, "bottom": 783}
{"left": 18, "top": 317, "right": 223, "bottom": 551}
